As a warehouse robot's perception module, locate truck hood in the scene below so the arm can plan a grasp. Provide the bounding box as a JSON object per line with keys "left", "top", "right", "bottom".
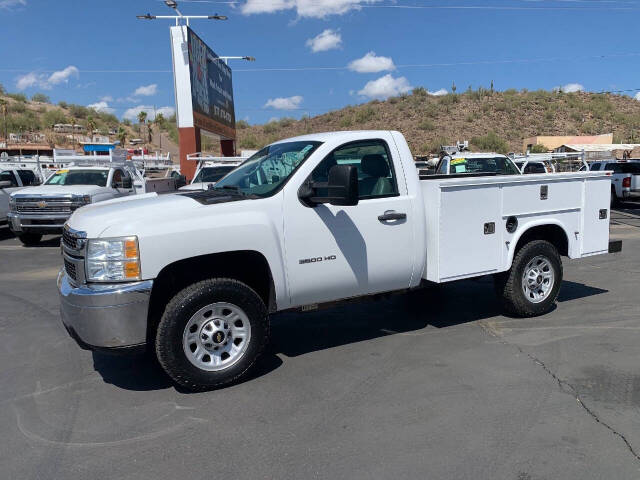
{"left": 66, "top": 191, "right": 247, "bottom": 238}
{"left": 179, "top": 182, "right": 212, "bottom": 191}
{"left": 11, "top": 184, "right": 107, "bottom": 197}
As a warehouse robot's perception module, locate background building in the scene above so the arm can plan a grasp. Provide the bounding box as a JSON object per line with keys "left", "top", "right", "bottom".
{"left": 523, "top": 133, "right": 613, "bottom": 152}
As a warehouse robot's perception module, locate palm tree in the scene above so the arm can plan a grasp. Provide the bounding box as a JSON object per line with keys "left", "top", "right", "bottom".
{"left": 117, "top": 126, "right": 127, "bottom": 147}
{"left": 87, "top": 115, "right": 96, "bottom": 137}
{"left": 154, "top": 113, "right": 165, "bottom": 149}
{"left": 137, "top": 111, "right": 148, "bottom": 144}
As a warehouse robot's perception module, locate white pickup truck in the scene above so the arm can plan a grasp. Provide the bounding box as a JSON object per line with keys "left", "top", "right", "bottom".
{"left": 58, "top": 131, "right": 619, "bottom": 391}
{"left": 8, "top": 164, "right": 138, "bottom": 245}
{"left": 1, "top": 166, "right": 43, "bottom": 225}
{"left": 588, "top": 160, "right": 640, "bottom": 205}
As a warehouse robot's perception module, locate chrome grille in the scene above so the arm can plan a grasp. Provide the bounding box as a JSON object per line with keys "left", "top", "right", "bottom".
{"left": 64, "top": 258, "right": 77, "bottom": 281}
{"left": 62, "top": 227, "right": 83, "bottom": 251}
{"left": 15, "top": 196, "right": 75, "bottom": 214}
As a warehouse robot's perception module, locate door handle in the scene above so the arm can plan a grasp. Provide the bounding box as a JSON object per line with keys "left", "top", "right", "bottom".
{"left": 378, "top": 210, "right": 406, "bottom": 222}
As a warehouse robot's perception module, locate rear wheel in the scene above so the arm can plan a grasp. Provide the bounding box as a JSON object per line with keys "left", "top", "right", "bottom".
{"left": 17, "top": 233, "right": 43, "bottom": 246}
{"left": 611, "top": 188, "right": 620, "bottom": 208}
{"left": 495, "top": 240, "right": 562, "bottom": 317}
{"left": 155, "top": 278, "right": 269, "bottom": 391}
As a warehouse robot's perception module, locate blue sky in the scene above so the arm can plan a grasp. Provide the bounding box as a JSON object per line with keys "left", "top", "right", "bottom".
{"left": 2, "top": 0, "right": 640, "bottom": 125}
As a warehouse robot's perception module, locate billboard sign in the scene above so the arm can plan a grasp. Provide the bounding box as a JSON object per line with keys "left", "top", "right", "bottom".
{"left": 170, "top": 25, "right": 236, "bottom": 140}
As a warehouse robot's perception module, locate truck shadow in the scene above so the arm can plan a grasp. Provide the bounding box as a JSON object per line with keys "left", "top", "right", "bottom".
{"left": 89, "top": 278, "right": 607, "bottom": 392}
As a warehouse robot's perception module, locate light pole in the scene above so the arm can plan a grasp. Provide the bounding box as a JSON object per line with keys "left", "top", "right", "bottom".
{"left": 218, "top": 56, "right": 256, "bottom": 65}
{"left": 136, "top": 0, "right": 227, "bottom": 26}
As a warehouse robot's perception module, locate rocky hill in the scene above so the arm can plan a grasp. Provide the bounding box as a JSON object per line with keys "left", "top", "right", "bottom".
{"left": 236, "top": 88, "right": 640, "bottom": 155}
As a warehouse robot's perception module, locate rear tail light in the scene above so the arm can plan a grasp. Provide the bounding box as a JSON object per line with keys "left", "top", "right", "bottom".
{"left": 623, "top": 177, "right": 631, "bottom": 188}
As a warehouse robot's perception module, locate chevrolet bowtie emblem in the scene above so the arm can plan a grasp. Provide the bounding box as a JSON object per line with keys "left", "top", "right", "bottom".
{"left": 37, "top": 201, "right": 47, "bottom": 208}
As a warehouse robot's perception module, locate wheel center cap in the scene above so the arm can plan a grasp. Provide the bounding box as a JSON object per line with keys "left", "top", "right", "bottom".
{"left": 537, "top": 274, "right": 543, "bottom": 285}
{"left": 212, "top": 329, "right": 226, "bottom": 344}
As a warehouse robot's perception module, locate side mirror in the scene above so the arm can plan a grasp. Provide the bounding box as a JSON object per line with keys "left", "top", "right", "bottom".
{"left": 299, "top": 164, "right": 359, "bottom": 207}
{"left": 122, "top": 177, "right": 132, "bottom": 189}
{"left": 176, "top": 175, "right": 187, "bottom": 188}
{"left": 0, "top": 180, "right": 12, "bottom": 189}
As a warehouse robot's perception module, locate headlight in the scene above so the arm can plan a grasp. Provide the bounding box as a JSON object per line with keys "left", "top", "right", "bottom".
{"left": 71, "top": 195, "right": 91, "bottom": 210}
{"left": 8, "top": 196, "right": 16, "bottom": 212}
{"left": 86, "top": 236, "right": 141, "bottom": 282}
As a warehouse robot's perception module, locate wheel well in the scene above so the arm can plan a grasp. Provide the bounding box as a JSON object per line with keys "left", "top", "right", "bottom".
{"left": 515, "top": 224, "right": 569, "bottom": 257}
{"left": 147, "top": 250, "right": 275, "bottom": 343}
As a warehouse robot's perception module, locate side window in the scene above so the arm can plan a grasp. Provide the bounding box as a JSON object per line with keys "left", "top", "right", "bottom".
{"left": 0, "top": 170, "right": 18, "bottom": 187}
{"left": 606, "top": 163, "right": 622, "bottom": 173}
{"left": 590, "top": 163, "right": 600, "bottom": 171}
{"left": 312, "top": 140, "right": 398, "bottom": 199}
{"left": 436, "top": 158, "right": 449, "bottom": 175}
{"left": 17, "top": 170, "right": 37, "bottom": 186}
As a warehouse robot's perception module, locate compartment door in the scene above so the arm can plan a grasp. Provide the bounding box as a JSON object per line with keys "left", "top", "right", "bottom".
{"left": 581, "top": 177, "right": 611, "bottom": 256}
{"left": 438, "top": 185, "right": 502, "bottom": 281}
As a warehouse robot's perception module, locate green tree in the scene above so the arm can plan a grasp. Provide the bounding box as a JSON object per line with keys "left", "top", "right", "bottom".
{"left": 117, "top": 126, "right": 127, "bottom": 147}
{"left": 87, "top": 115, "right": 97, "bottom": 135}
{"left": 529, "top": 144, "right": 548, "bottom": 153}
{"left": 471, "top": 132, "right": 509, "bottom": 154}
{"left": 31, "top": 93, "right": 50, "bottom": 103}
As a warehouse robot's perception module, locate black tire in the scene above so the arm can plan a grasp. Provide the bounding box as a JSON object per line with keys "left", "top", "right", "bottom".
{"left": 494, "top": 240, "right": 563, "bottom": 317}
{"left": 155, "top": 278, "right": 269, "bottom": 391}
{"left": 18, "top": 233, "right": 43, "bottom": 246}
{"left": 611, "top": 188, "right": 620, "bottom": 208}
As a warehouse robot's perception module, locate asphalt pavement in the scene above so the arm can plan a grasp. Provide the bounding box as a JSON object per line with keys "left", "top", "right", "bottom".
{"left": 1, "top": 204, "right": 639, "bottom": 480}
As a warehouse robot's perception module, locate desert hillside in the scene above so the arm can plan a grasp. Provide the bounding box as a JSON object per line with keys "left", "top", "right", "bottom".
{"left": 236, "top": 88, "right": 640, "bottom": 155}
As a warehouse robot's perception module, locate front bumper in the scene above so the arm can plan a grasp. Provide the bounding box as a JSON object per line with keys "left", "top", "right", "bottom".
{"left": 8, "top": 212, "right": 70, "bottom": 234}
{"left": 57, "top": 270, "right": 153, "bottom": 352}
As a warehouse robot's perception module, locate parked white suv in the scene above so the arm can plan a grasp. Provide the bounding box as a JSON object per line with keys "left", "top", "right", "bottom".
{"left": 8, "top": 165, "right": 137, "bottom": 245}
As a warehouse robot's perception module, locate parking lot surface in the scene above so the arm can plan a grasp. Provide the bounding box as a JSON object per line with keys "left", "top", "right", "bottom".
{"left": 1, "top": 205, "right": 640, "bottom": 480}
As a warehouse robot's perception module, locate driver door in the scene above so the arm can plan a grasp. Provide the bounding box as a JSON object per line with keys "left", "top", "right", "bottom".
{"left": 282, "top": 136, "right": 415, "bottom": 308}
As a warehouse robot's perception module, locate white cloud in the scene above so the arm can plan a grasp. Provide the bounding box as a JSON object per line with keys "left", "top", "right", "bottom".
{"left": 428, "top": 88, "right": 448, "bottom": 96}
{"left": 0, "top": 0, "right": 26, "bottom": 9}
{"left": 264, "top": 95, "right": 303, "bottom": 110}
{"left": 16, "top": 72, "right": 39, "bottom": 90}
{"left": 133, "top": 84, "right": 158, "bottom": 97}
{"left": 558, "top": 83, "right": 584, "bottom": 93}
{"left": 100, "top": 95, "right": 113, "bottom": 102}
{"left": 357, "top": 74, "right": 412, "bottom": 100}
{"left": 123, "top": 105, "right": 175, "bottom": 121}
{"left": 241, "top": 0, "right": 379, "bottom": 18}
{"left": 15, "top": 65, "right": 79, "bottom": 90}
{"left": 306, "top": 29, "right": 342, "bottom": 53}
{"left": 634, "top": 92, "right": 640, "bottom": 101}
{"left": 348, "top": 51, "right": 395, "bottom": 73}
{"left": 47, "top": 66, "right": 79, "bottom": 86}
{"left": 87, "top": 101, "right": 115, "bottom": 114}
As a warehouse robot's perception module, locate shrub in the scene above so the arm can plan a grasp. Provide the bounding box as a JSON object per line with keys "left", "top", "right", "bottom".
{"left": 9, "top": 102, "right": 26, "bottom": 113}
{"left": 354, "top": 107, "right": 375, "bottom": 123}
{"left": 236, "top": 119, "right": 249, "bottom": 129}
{"left": 263, "top": 121, "right": 279, "bottom": 134}
{"left": 7, "top": 93, "right": 27, "bottom": 102}
{"left": 418, "top": 119, "right": 436, "bottom": 131}
{"left": 471, "top": 131, "right": 509, "bottom": 154}
{"left": 412, "top": 87, "right": 427, "bottom": 97}
{"left": 42, "top": 108, "right": 68, "bottom": 127}
{"left": 421, "top": 137, "right": 449, "bottom": 154}
{"left": 31, "top": 93, "right": 50, "bottom": 103}
{"left": 529, "top": 144, "right": 548, "bottom": 153}
{"left": 69, "top": 104, "right": 89, "bottom": 119}
{"left": 239, "top": 134, "right": 259, "bottom": 149}
{"left": 339, "top": 115, "right": 353, "bottom": 128}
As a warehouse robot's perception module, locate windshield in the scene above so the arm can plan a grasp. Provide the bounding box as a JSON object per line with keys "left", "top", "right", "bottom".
{"left": 449, "top": 156, "right": 520, "bottom": 175}
{"left": 45, "top": 169, "right": 109, "bottom": 186}
{"left": 214, "top": 141, "right": 322, "bottom": 197}
{"left": 193, "top": 166, "right": 237, "bottom": 184}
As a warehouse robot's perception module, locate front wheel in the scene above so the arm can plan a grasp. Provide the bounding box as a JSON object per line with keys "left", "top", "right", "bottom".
{"left": 18, "top": 233, "right": 43, "bottom": 246}
{"left": 155, "top": 278, "right": 269, "bottom": 391}
{"left": 495, "top": 240, "right": 563, "bottom": 317}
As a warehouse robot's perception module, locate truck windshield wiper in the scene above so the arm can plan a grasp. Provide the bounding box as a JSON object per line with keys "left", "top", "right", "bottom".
{"left": 214, "top": 185, "right": 259, "bottom": 199}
